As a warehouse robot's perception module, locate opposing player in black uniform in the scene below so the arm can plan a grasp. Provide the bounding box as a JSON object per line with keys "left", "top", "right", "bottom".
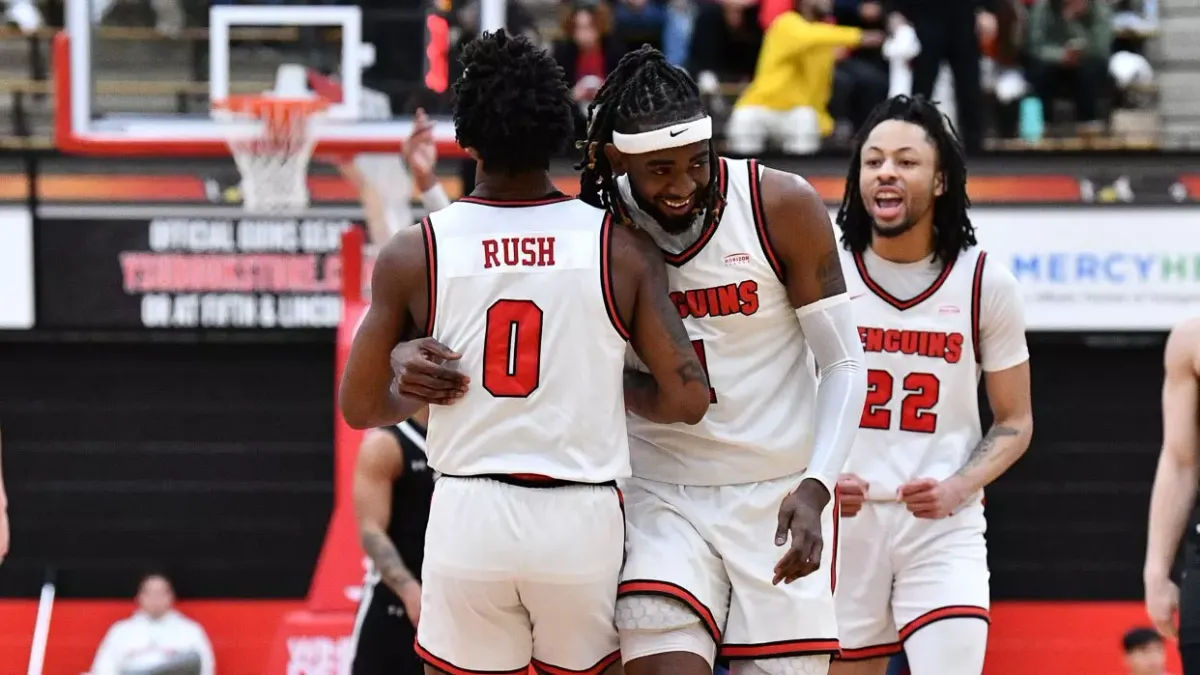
{"left": 350, "top": 408, "right": 435, "bottom": 675}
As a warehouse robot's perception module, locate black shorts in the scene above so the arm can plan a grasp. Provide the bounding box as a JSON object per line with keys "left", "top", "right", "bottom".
{"left": 351, "top": 581, "right": 422, "bottom": 675}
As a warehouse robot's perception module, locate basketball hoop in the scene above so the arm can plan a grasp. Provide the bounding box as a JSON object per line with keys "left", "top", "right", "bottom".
{"left": 213, "top": 95, "right": 330, "bottom": 214}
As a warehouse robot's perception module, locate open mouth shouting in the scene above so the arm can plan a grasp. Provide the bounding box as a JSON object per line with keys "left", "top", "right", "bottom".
{"left": 871, "top": 187, "right": 905, "bottom": 223}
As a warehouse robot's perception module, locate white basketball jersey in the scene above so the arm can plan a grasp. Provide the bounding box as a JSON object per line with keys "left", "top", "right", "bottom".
{"left": 424, "top": 195, "right": 631, "bottom": 482}
{"left": 626, "top": 159, "right": 819, "bottom": 486}
{"left": 841, "top": 246, "right": 990, "bottom": 500}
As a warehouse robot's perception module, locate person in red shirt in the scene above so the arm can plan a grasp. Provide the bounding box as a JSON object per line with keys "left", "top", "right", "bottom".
{"left": 553, "top": 1, "right": 624, "bottom": 138}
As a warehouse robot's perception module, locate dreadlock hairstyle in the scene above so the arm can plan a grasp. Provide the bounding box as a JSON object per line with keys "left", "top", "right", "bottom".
{"left": 837, "top": 94, "right": 977, "bottom": 264}
{"left": 452, "top": 30, "right": 574, "bottom": 176}
{"left": 576, "top": 45, "right": 724, "bottom": 228}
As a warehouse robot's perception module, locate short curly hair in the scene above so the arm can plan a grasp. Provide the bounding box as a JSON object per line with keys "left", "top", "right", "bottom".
{"left": 452, "top": 29, "right": 575, "bottom": 175}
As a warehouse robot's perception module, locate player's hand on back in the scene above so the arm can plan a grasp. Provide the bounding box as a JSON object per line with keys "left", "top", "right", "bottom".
{"left": 896, "top": 476, "right": 967, "bottom": 519}
{"left": 773, "top": 479, "right": 830, "bottom": 585}
{"left": 390, "top": 337, "right": 470, "bottom": 405}
{"left": 837, "top": 474, "right": 869, "bottom": 517}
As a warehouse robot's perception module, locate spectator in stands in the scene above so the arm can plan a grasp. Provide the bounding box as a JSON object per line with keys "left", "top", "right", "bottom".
{"left": 88, "top": 572, "right": 215, "bottom": 675}
{"left": 1112, "top": 0, "right": 1157, "bottom": 53}
{"left": 1122, "top": 627, "right": 1173, "bottom": 675}
{"left": 3, "top": 0, "right": 40, "bottom": 34}
{"left": 727, "top": 0, "right": 884, "bottom": 155}
{"left": 885, "top": 0, "right": 998, "bottom": 153}
{"left": 91, "top": 0, "right": 183, "bottom": 35}
{"left": 1026, "top": 0, "right": 1112, "bottom": 136}
{"left": 689, "top": 0, "right": 764, "bottom": 115}
{"left": 612, "top": 0, "right": 668, "bottom": 53}
{"left": 553, "top": 1, "right": 624, "bottom": 137}
{"left": 829, "top": 0, "right": 890, "bottom": 134}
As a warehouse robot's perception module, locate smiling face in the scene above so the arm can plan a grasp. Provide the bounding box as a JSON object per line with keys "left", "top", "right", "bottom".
{"left": 604, "top": 117, "right": 714, "bottom": 234}
{"left": 857, "top": 118, "right": 943, "bottom": 240}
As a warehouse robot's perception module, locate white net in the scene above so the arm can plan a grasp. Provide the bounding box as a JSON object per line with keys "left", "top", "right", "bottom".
{"left": 214, "top": 99, "right": 327, "bottom": 214}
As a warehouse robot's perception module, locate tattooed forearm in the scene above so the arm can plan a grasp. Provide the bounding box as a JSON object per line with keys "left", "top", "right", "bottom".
{"left": 955, "top": 424, "right": 1022, "bottom": 478}
{"left": 816, "top": 248, "right": 847, "bottom": 297}
{"left": 361, "top": 530, "right": 414, "bottom": 591}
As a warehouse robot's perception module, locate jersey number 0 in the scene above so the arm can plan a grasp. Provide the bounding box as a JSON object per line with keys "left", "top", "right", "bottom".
{"left": 860, "top": 369, "right": 940, "bottom": 433}
{"left": 483, "top": 299, "right": 543, "bottom": 398}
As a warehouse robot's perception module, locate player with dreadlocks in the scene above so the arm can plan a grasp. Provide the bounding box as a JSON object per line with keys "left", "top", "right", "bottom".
{"left": 578, "top": 45, "right": 868, "bottom": 675}
{"left": 830, "top": 95, "right": 1033, "bottom": 675}
{"left": 340, "top": 31, "right": 711, "bottom": 675}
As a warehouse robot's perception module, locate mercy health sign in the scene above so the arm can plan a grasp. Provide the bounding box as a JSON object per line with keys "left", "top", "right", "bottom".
{"left": 831, "top": 207, "right": 1200, "bottom": 331}
{"left": 972, "top": 208, "right": 1200, "bottom": 331}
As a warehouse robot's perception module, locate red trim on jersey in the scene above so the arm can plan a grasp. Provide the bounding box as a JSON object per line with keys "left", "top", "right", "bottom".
{"left": 970, "top": 252, "right": 988, "bottom": 365}
{"left": 599, "top": 212, "right": 632, "bottom": 341}
{"left": 532, "top": 651, "right": 621, "bottom": 675}
{"left": 835, "top": 642, "right": 903, "bottom": 661}
{"left": 456, "top": 193, "right": 575, "bottom": 207}
{"left": 897, "top": 605, "right": 990, "bottom": 642}
{"left": 721, "top": 638, "right": 841, "bottom": 660}
{"left": 853, "top": 252, "right": 956, "bottom": 311}
{"left": 415, "top": 640, "right": 529, "bottom": 675}
{"left": 420, "top": 216, "right": 438, "bottom": 337}
{"left": 746, "top": 159, "right": 785, "bottom": 283}
{"left": 663, "top": 158, "right": 731, "bottom": 267}
{"left": 617, "top": 579, "right": 722, "bottom": 643}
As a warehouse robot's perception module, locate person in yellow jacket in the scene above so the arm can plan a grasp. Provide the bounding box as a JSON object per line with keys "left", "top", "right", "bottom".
{"left": 728, "top": 0, "right": 883, "bottom": 155}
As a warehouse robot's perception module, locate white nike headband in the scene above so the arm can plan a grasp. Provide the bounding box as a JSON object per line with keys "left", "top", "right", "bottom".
{"left": 611, "top": 116, "right": 713, "bottom": 155}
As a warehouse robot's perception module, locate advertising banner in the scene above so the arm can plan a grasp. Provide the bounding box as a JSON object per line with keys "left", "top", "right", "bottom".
{"left": 970, "top": 208, "right": 1200, "bottom": 331}
{"left": 0, "top": 207, "right": 34, "bottom": 329}
{"left": 36, "top": 215, "right": 366, "bottom": 330}
{"left": 831, "top": 207, "right": 1200, "bottom": 332}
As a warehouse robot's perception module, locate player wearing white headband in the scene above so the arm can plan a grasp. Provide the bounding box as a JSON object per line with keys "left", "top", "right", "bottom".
{"left": 576, "top": 46, "right": 868, "bottom": 675}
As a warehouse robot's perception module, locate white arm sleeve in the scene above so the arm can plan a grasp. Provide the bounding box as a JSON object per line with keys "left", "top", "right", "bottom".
{"left": 795, "top": 294, "right": 867, "bottom": 496}
{"left": 420, "top": 183, "right": 452, "bottom": 213}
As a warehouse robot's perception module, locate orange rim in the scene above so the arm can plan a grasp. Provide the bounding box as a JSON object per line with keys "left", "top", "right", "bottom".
{"left": 212, "top": 96, "right": 330, "bottom": 117}
{"left": 212, "top": 96, "right": 329, "bottom": 138}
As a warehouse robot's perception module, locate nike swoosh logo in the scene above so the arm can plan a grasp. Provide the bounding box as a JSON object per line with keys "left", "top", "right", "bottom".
{"left": 850, "top": 292, "right": 866, "bottom": 300}
{"left": 669, "top": 128, "right": 688, "bottom": 137}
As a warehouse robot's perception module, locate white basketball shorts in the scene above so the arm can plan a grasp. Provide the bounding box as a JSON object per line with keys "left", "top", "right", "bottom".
{"left": 618, "top": 473, "right": 841, "bottom": 662}
{"left": 415, "top": 476, "right": 624, "bottom": 674}
{"left": 834, "top": 499, "right": 990, "bottom": 661}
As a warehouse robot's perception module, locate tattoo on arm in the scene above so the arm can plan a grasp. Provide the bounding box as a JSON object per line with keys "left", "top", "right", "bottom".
{"left": 675, "top": 361, "right": 707, "bottom": 386}
{"left": 816, "top": 248, "right": 847, "bottom": 297}
{"left": 956, "top": 424, "right": 1020, "bottom": 475}
{"left": 655, "top": 287, "right": 694, "bottom": 357}
{"left": 361, "top": 530, "right": 414, "bottom": 589}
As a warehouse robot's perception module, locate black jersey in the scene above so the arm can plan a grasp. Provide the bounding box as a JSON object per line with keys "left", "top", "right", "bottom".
{"left": 379, "top": 419, "right": 434, "bottom": 581}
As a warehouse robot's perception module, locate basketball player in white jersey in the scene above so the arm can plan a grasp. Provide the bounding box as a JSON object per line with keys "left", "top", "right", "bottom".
{"left": 827, "top": 95, "right": 1033, "bottom": 675}
{"left": 338, "top": 31, "right": 712, "bottom": 675}
{"left": 577, "top": 47, "right": 867, "bottom": 675}
{"left": 1145, "top": 316, "right": 1200, "bottom": 672}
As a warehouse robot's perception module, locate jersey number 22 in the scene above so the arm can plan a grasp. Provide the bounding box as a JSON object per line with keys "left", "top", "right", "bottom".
{"left": 860, "top": 369, "right": 940, "bottom": 433}
{"left": 482, "top": 299, "right": 543, "bottom": 398}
